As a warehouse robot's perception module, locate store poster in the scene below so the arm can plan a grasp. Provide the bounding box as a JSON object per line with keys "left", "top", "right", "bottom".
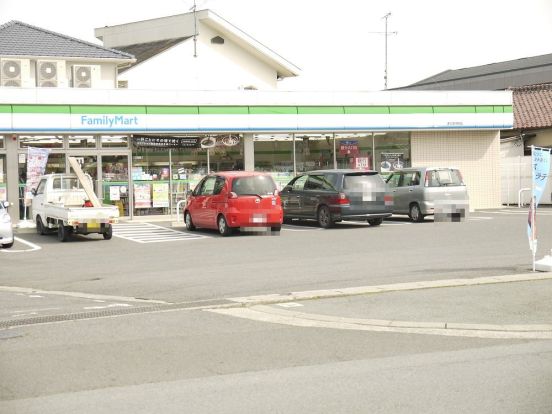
{"left": 25, "top": 147, "right": 50, "bottom": 204}
{"left": 380, "top": 153, "right": 405, "bottom": 173}
{"left": 152, "top": 182, "right": 170, "bottom": 208}
{"left": 109, "top": 186, "right": 121, "bottom": 201}
{"left": 134, "top": 183, "right": 152, "bottom": 208}
{"left": 354, "top": 157, "right": 371, "bottom": 170}
{"left": 0, "top": 187, "right": 6, "bottom": 202}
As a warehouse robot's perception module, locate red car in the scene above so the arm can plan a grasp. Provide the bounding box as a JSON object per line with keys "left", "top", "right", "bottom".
{"left": 183, "top": 171, "right": 283, "bottom": 236}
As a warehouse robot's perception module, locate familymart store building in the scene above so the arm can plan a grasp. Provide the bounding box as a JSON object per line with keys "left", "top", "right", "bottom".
{"left": 0, "top": 89, "right": 512, "bottom": 222}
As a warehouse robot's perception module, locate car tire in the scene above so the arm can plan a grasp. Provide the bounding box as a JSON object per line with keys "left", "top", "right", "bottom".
{"left": 103, "top": 224, "right": 113, "bottom": 240}
{"left": 185, "top": 211, "right": 196, "bottom": 231}
{"left": 217, "top": 215, "right": 232, "bottom": 237}
{"left": 283, "top": 217, "right": 293, "bottom": 224}
{"left": 317, "top": 205, "right": 334, "bottom": 229}
{"left": 409, "top": 203, "right": 425, "bottom": 223}
{"left": 271, "top": 226, "right": 281, "bottom": 233}
{"left": 57, "top": 224, "right": 70, "bottom": 242}
{"left": 36, "top": 216, "right": 47, "bottom": 235}
{"left": 368, "top": 218, "right": 383, "bottom": 226}
{"left": 2, "top": 242, "right": 13, "bottom": 249}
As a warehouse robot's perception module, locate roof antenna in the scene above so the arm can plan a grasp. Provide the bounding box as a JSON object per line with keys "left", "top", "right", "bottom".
{"left": 190, "top": 0, "right": 198, "bottom": 57}
{"left": 368, "top": 12, "right": 398, "bottom": 90}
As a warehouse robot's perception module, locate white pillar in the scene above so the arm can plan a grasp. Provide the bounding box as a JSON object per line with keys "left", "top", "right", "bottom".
{"left": 243, "top": 133, "right": 255, "bottom": 171}
{"left": 6, "top": 134, "right": 19, "bottom": 223}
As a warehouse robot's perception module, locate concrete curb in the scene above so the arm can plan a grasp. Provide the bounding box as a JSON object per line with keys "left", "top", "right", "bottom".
{"left": 229, "top": 272, "right": 552, "bottom": 305}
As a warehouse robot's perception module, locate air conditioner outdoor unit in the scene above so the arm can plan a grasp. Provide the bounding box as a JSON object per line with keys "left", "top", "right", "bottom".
{"left": 72, "top": 65, "right": 99, "bottom": 88}
{"left": 1, "top": 59, "right": 31, "bottom": 87}
{"left": 36, "top": 60, "right": 67, "bottom": 87}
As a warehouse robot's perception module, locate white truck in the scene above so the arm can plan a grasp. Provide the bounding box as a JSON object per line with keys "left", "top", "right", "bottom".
{"left": 31, "top": 158, "right": 119, "bottom": 242}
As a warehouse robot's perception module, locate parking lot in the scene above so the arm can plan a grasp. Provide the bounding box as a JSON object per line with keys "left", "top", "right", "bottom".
{"left": 1, "top": 208, "right": 549, "bottom": 307}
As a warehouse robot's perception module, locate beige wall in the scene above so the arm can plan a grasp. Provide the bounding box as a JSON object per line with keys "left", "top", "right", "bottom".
{"left": 411, "top": 130, "right": 501, "bottom": 210}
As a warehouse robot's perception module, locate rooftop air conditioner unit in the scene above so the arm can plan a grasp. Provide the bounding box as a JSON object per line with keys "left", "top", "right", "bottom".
{"left": 1, "top": 59, "right": 31, "bottom": 87}
{"left": 37, "top": 60, "right": 67, "bottom": 87}
{"left": 72, "top": 65, "right": 99, "bottom": 88}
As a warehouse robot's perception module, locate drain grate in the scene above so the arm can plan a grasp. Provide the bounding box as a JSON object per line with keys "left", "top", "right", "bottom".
{"left": 0, "top": 299, "right": 235, "bottom": 329}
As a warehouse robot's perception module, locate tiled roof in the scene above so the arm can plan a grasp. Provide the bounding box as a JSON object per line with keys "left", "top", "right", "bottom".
{"left": 0, "top": 20, "right": 134, "bottom": 60}
{"left": 116, "top": 37, "right": 190, "bottom": 73}
{"left": 409, "top": 54, "right": 552, "bottom": 87}
{"left": 512, "top": 83, "right": 552, "bottom": 129}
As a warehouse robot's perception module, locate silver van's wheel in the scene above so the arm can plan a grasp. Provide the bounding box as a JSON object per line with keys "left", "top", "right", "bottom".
{"left": 317, "top": 205, "right": 333, "bottom": 228}
{"left": 218, "top": 215, "right": 231, "bottom": 236}
{"left": 409, "top": 204, "right": 425, "bottom": 222}
{"left": 185, "top": 212, "right": 196, "bottom": 231}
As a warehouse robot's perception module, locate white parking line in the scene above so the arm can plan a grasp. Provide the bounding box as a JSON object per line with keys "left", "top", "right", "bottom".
{"left": 113, "top": 223, "right": 209, "bottom": 243}
{"left": 0, "top": 237, "right": 42, "bottom": 253}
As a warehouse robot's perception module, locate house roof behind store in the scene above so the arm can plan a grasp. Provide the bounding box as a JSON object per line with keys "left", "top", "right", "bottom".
{"left": 0, "top": 20, "right": 134, "bottom": 60}
{"left": 117, "top": 37, "right": 190, "bottom": 73}
{"left": 512, "top": 83, "right": 552, "bottom": 130}
{"left": 95, "top": 9, "right": 300, "bottom": 78}
{"left": 395, "top": 53, "right": 552, "bottom": 91}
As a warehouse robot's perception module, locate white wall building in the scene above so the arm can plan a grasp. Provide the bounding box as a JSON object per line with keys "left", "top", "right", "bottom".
{"left": 94, "top": 10, "right": 301, "bottom": 91}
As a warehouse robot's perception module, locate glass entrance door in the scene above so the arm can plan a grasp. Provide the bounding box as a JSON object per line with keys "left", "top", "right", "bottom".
{"left": 101, "top": 155, "right": 130, "bottom": 217}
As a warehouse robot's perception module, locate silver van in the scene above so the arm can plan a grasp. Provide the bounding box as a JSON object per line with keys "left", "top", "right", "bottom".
{"left": 385, "top": 167, "right": 469, "bottom": 222}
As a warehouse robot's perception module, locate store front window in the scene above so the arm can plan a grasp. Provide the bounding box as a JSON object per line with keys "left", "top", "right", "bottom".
{"left": 18, "top": 152, "right": 65, "bottom": 220}
{"left": 335, "top": 133, "right": 373, "bottom": 170}
{"left": 131, "top": 134, "right": 244, "bottom": 216}
{"left": 19, "top": 135, "right": 63, "bottom": 148}
{"left": 254, "top": 134, "right": 294, "bottom": 189}
{"left": 293, "top": 134, "right": 335, "bottom": 173}
{"left": 68, "top": 155, "right": 98, "bottom": 192}
{"left": 68, "top": 135, "right": 97, "bottom": 148}
{"left": 101, "top": 135, "right": 128, "bottom": 148}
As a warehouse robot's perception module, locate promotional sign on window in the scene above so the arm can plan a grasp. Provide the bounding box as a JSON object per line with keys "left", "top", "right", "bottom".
{"left": 152, "top": 182, "right": 170, "bottom": 208}
{"left": 339, "top": 140, "right": 359, "bottom": 156}
{"left": 109, "top": 186, "right": 121, "bottom": 201}
{"left": 380, "top": 153, "right": 405, "bottom": 173}
{"left": 354, "top": 157, "right": 371, "bottom": 170}
{"left": 134, "top": 183, "right": 152, "bottom": 208}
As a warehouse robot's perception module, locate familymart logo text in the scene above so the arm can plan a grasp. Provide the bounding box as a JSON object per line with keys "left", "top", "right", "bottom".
{"left": 80, "top": 115, "right": 139, "bottom": 128}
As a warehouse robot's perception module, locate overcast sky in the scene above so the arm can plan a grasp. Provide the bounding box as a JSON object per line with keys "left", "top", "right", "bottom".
{"left": 2, "top": 0, "right": 552, "bottom": 91}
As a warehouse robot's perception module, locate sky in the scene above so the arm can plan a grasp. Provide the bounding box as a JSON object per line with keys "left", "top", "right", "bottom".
{"left": 1, "top": 0, "right": 552, "bottom": 91}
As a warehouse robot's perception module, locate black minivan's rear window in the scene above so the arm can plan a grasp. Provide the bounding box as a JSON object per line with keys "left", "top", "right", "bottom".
{"left": 343, "top": 172, "right": 382, "bottom": 189}
{"left": 232, "top": 175, "right": 276, "bottom": 196}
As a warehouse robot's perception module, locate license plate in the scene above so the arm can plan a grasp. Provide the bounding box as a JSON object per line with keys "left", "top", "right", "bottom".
{"left": 251, "top": 214, "right": 266, "bottom": 223}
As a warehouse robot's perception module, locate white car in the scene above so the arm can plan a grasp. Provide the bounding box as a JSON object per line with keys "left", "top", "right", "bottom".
{"left": 0, "top": 201, "right": 14, "bottom": 248}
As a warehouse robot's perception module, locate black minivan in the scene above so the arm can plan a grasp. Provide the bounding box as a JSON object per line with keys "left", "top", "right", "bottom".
{"left": 279, "top": 169, "right": 393, "bottom": 228}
